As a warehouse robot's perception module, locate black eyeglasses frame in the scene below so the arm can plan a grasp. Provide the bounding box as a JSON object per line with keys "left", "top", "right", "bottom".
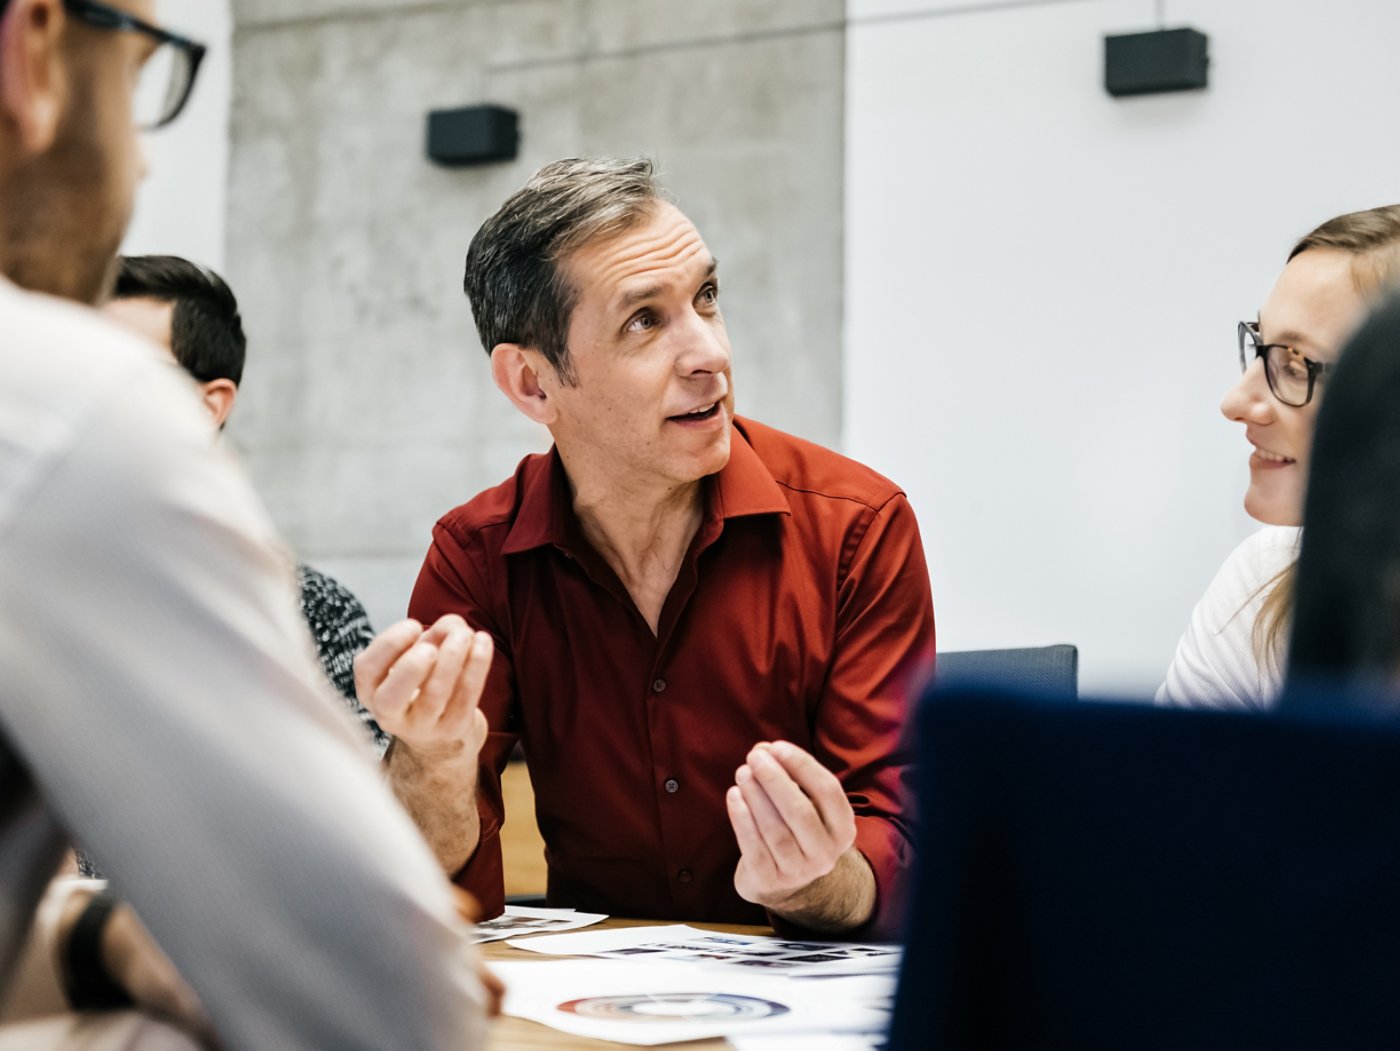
{"left": 1237, "top": 320, "right": 1334, "bottom": 409}
{"left": 63, "top": 0, "right": 207, "bottom": 130}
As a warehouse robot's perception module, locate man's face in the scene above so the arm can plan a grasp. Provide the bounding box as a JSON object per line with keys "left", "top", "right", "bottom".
{"left": 0, "top": 0, "right": 156, "bottom": 303}
{"left": 542, "top": 201, "right": 735, "bottom": 489}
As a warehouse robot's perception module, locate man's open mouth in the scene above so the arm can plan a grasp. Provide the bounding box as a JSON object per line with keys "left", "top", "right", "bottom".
{"left": 669, "top": 402, "right": 720, "bottom": 422}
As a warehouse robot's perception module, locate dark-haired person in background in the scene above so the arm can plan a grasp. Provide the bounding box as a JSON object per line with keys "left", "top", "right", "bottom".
{"left": 103, "top": 254, "right": 389, "bottom": 754}
{"left": 1287, "top": 293, "right": 1400, "bottom": 694}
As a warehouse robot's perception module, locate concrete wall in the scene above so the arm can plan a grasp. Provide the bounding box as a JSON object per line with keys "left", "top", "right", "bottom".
{"left": 846, "top": 0, "right": 1400, "bottom": 692}
{"left": 226, "top": 0, "right": 847, "bottom": 632}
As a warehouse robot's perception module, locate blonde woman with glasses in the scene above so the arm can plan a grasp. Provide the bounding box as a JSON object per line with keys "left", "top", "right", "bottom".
{"left": 1157, "top": 205, "right": 1400, "bottom": 709}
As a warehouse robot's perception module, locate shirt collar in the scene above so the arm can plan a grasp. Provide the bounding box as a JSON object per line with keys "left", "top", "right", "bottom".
{"left": 501, "top": 449, "right": 573, "bottom": 555}
{"left": 501, "top": 419, "right": 790, "bottom": 556}
{"left": 711, "top": 419, "right": 792, "bottom": 521}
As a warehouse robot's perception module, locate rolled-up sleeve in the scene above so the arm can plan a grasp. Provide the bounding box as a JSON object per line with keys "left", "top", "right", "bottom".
{"left": 807, "top": 492, "right": 935, "bottom": 940}
{"left": 408, "top": 525, "right": 520, "bottom": 920}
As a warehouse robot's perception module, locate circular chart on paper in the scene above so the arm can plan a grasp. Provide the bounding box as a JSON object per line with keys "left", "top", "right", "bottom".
{"left": 558, "top": 992, "right": 791, "bottom": 1023}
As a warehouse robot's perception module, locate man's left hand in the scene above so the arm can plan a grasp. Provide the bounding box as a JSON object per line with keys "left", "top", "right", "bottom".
{"left": 726, "top": 741, "right": 872, "bottom": 930}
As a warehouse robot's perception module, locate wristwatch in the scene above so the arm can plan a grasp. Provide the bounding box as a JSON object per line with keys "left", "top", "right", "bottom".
{"left": 62, "top": 888, "right": 135, "bottom": 1011}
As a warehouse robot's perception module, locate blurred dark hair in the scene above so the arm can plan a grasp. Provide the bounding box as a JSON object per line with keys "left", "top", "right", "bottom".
{"left": 1288, "top": 294, "right": 1400, "bottom": 690}
{"left": 114, "top": 254, "right": 246, "bottom": 385}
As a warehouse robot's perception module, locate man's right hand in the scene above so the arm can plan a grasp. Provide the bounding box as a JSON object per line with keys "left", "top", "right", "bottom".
{"left": 354, "top": 614, "right": 493, "bottom": 760}
{"left": 356, "top": 615, "right": 494, "bottom": 873}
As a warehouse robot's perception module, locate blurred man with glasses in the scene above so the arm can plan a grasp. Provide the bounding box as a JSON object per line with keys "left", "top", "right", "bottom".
{"left": 0, "top": 3, "right": 489, "bottom": 1048}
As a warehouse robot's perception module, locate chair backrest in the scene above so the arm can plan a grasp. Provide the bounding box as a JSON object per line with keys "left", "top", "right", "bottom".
{"left": 935, "top": 644, "right": 1078, "bottom": 698}
{"left": 889, "top": 683, "right": 1400, "bottom": 1050}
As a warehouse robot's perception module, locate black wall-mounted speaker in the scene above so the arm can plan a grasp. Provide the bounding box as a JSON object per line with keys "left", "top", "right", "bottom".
{"left": 1104, "top": 28, "right": 1209, "bottom": 98}
{"left": 426, "top": 105, "right": 520, "bottom": 167}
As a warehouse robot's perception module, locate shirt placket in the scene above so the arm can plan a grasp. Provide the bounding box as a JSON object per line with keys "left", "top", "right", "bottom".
{"left": 646, "top": 515, "right": 727, "bottom": 910}
{"left": 557, "top": 506, "right": 727, "bottom": 913}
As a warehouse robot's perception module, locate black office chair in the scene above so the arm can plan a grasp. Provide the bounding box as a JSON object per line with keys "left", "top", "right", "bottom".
{"left": 935, "top": 644, "right": 1078, "bottom": 698}
{"left": 889, "top": 683, "right": 1400, "bottom": 1050}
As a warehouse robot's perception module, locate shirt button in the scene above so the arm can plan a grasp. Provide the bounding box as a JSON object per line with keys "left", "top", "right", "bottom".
{"left": 677, "top": 868, "right": 693, "bottom": 883}
{"left": 651, "top": 678, "right": 667, "bottom": 694}
{"left": 664, "top": 778, "right": 679, "bottom": 794}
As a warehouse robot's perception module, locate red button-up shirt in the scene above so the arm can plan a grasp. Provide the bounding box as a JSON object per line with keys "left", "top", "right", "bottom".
{"left": 409, "top": 417, "right": 935, "bottom": 938}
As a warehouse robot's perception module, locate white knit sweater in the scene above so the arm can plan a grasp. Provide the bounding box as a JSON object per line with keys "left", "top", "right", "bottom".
{"left": 1156, "top": 526, "right": 1302, "bottom": 711}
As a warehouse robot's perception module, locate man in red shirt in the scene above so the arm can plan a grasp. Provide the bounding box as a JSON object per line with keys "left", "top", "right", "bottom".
{"left": 356, "top": 158, "right": 934, "bottom": 938}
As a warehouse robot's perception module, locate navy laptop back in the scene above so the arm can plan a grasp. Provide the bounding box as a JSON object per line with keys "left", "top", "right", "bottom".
{"left": 889, "top": 685, "right": 1400, "bottom": 1050}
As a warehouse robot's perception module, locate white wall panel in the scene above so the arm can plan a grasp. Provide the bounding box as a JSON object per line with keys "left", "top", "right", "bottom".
{"left": 122, "top": 0, "right": 232, "bottom": 269}
{"left": 846, "top": 0, "right": 1400, "bottom": 692}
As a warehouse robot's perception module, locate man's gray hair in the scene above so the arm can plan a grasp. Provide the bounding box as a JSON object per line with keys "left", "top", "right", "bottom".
{"left": 463, "top": 157, "right": 665, "bottom": 384}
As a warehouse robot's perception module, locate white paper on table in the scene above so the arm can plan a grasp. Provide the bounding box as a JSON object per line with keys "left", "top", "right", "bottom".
{"left": 472, "top": 906, "right": 608, "bottom": 944}
{"left": 789, "top": 974, "right": 898, "bottom": 1000}
{"left": 492, "top": 960, "right": 890, "bottom": 1046}
{"left": 505, "top": 923, "right": 696, "bottom": 954}
{"left": 727, "top": 1034, "right": 888, "bottom": 1051}
{"left": 506, "top": 923, "right": 901, "bottom": 976}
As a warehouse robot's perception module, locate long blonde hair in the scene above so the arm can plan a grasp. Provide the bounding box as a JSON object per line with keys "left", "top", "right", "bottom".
{"left": 1254, "top": 204, "right": 1400, "bottom": 671}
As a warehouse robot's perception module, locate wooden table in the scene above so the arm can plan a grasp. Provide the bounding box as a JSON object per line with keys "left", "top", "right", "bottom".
{"left": 481, "top": 917, "right": 774, "bottom": 1049}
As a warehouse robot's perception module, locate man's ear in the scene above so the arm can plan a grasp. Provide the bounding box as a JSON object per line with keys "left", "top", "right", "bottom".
{"left": 0, "top": 0, "right": 68, "bottom": 156}
{"left": 199, "top": 379, "right": 238, "bottom": 430}
{"left": 491, "top": 344, "right": 558, "bottom": 426}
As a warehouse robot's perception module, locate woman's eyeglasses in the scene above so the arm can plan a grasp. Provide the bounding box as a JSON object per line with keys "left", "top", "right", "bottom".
{"left": 1237, "top": 321, "right": 1333, "bottom": 408}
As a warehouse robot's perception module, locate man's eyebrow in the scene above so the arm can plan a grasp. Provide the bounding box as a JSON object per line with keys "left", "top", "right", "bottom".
{"left": 619, "top": 284, "right": 664, "bottom": 309}
{"left": 616, "top": 258, "right": 719, "bottom": 309}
